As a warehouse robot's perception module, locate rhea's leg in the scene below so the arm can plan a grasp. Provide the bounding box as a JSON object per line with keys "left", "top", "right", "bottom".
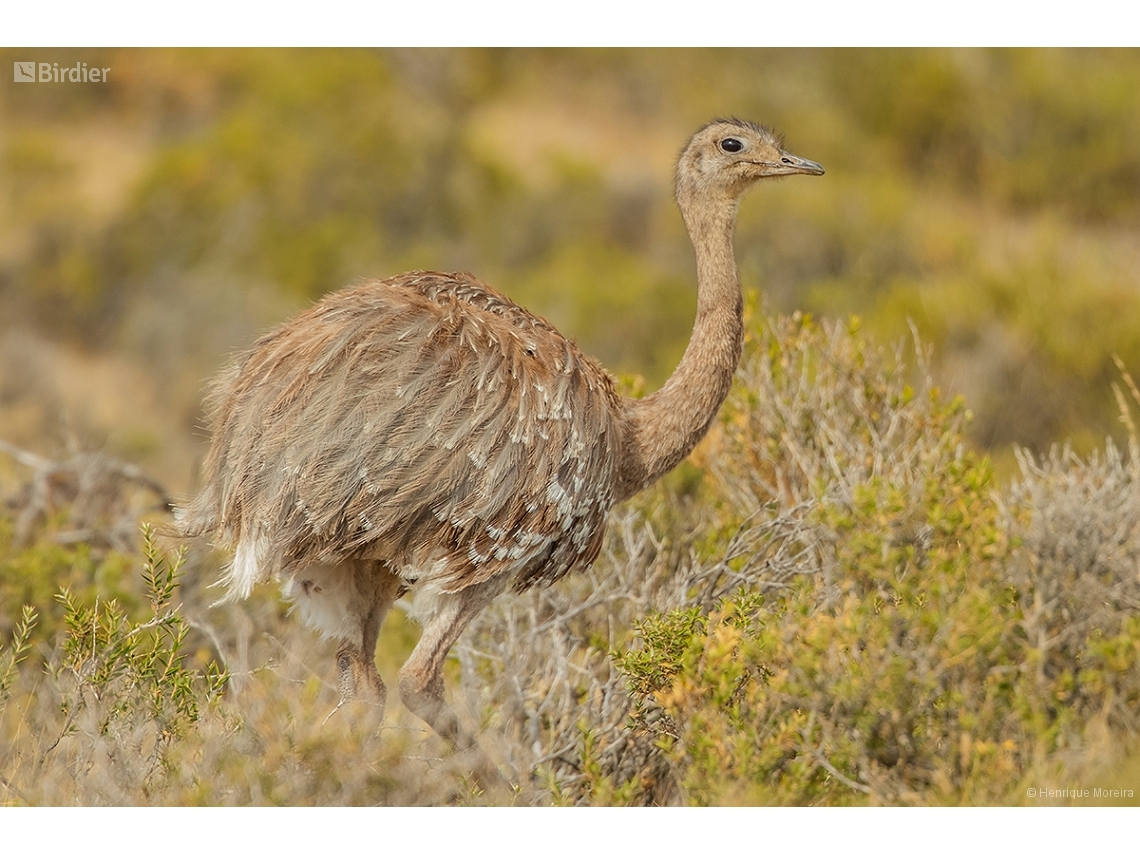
{"left": 399, "top": 576, "right": 508, "bottom": 784}
{"left": 285, "top": 560, "right": 404, "bottom": 718}
{"left": 335, "top": 606, "right": 385, "bottom": 706}
{"left": 338, "top": 562, "right": 406, "bottom": 714}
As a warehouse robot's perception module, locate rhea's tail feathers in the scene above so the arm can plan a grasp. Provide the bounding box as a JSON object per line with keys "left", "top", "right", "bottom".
{"left": 210, "top": 527, "right": 270, "bottom": 605}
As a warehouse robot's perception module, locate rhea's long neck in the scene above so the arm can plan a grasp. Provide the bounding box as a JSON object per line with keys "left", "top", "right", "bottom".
{"left": 614, "top": 192, "right": 744, "bottom": 501}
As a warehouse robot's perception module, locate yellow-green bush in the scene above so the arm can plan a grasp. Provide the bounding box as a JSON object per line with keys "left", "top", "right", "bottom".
{"left": 603, "top": 315, "right": 1140, "bottom": 804}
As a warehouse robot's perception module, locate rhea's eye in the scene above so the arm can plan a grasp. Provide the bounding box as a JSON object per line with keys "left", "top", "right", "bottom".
{"left": 720, "top": 138, "right": 744, "bottom": 153}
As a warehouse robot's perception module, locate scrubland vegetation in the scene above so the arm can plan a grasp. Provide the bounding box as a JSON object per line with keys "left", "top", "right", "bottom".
{"left": 2, "top": 49, "right": 1140, "bottom": 805}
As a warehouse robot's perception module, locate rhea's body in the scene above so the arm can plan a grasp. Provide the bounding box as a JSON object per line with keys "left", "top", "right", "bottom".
{"left": 186, "top": 271, "right": 620, "bottom": 631}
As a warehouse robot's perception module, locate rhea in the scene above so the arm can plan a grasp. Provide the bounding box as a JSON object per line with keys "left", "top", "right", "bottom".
{"left": 181, "top": 119, "right": 823, "bottom": 747}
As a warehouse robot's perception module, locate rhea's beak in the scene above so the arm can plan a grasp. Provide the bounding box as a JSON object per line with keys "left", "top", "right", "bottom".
{"left": 780, "top": 152, "right": 825, "bottom": 176}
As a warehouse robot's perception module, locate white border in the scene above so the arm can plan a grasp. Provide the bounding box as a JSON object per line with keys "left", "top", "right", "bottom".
{"left": 2, "top": 1, "right": 1137, "bottom": 48}
{"left": 2, "top": 806, "right": 1139, "bottom": 851}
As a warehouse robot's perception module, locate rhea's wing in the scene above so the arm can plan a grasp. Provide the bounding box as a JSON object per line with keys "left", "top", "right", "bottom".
{"left": 186, "top": 275, "right": 620, "bottom": 594}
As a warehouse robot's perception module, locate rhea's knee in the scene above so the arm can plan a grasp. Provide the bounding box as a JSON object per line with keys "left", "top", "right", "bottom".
{"left": 397, "top": 666, "right": 441, "bottom": 715}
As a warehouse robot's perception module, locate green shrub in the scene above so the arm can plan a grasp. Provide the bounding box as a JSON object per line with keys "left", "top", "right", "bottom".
{"left": 602, "top": 314, "right": 1140, "bottom": 804}
{"left": 0, "top": 525, "right": 227, "bottom": 804}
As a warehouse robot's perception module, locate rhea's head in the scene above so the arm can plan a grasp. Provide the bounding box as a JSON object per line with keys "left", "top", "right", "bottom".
{"left": 675, "top": 118, "right": 824, "bottom": 205}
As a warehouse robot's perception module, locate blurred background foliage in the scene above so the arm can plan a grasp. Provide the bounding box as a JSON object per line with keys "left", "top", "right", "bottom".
{"left": 1, "top": 48, "right": 1139, "bottom": 491}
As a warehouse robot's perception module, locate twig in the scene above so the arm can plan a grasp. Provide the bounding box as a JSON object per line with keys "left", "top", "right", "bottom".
{"left": 0, "top": 768, "right": 30, "bottom": 804}
{"left": 0, "top": 439, "right": 49, "bottom": 469}
{"left": 808, "top": 747, "right": 872, "bottom": 795}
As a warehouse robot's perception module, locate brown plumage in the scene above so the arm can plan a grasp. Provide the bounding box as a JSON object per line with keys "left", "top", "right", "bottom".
{"left": 180, "top": 118, "right": 824, "bottom": 752}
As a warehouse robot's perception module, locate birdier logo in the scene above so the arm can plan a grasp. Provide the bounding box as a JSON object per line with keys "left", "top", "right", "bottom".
{"left": 13, "top": 61, "right": 109, "bottom": 83}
